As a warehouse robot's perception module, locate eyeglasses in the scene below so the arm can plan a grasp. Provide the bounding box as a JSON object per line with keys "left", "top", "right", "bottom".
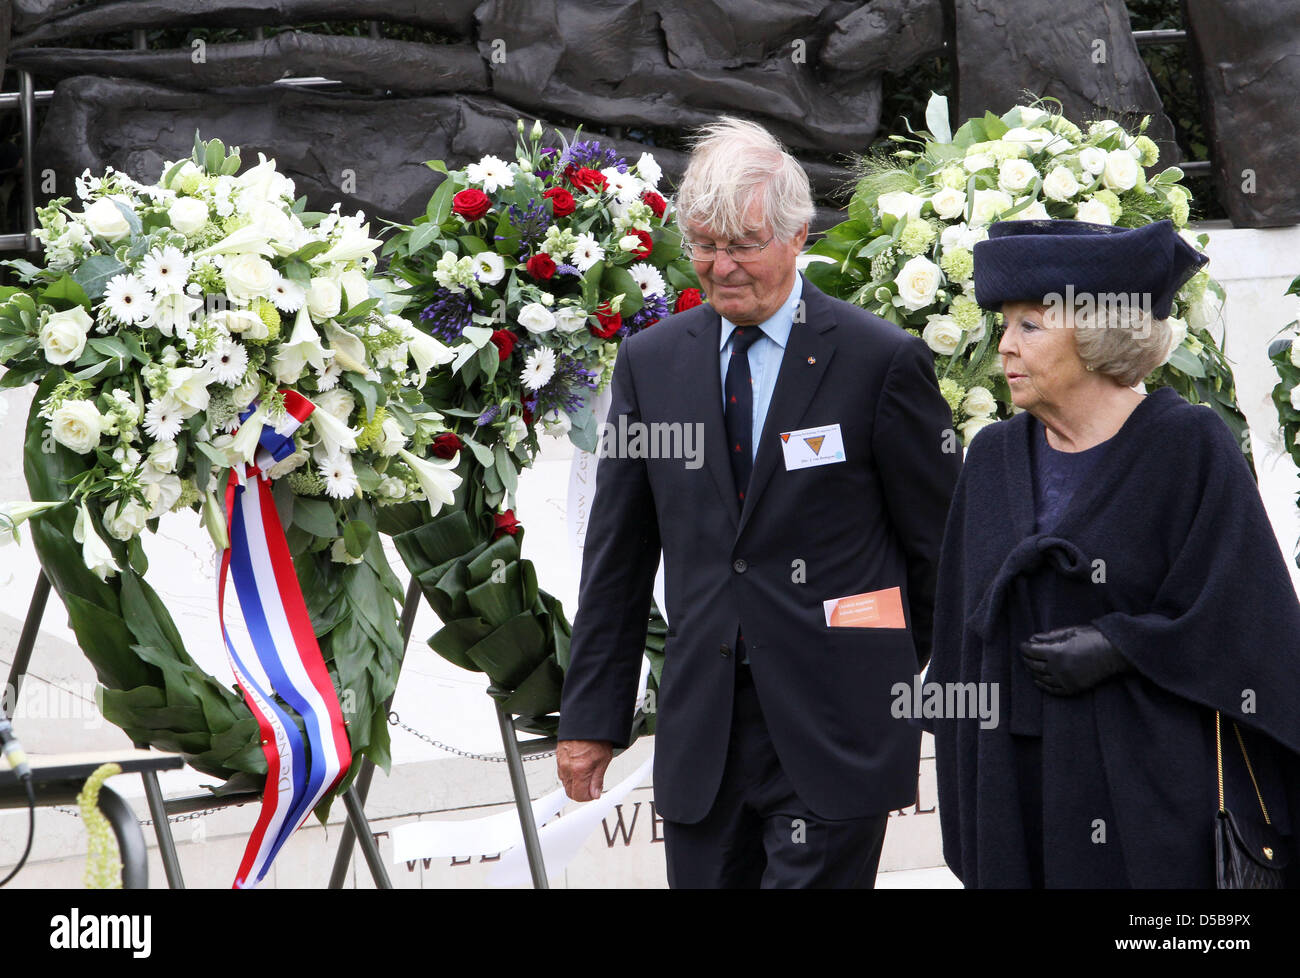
{"left": 681, "top": 236, "right": 775, "bottom": 263}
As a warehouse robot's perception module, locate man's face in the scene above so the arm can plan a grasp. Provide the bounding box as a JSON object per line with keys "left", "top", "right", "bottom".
{"left": 684, "top": 197, "right": 807, "bottom": 326}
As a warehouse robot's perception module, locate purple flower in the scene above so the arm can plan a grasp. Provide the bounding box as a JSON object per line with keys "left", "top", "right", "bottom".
{"left": 556, "top": 139, "right": 627, "bottom": 174}
{"left": 506, "top": 198, "right": 550, "bottom": 253}
{"left": 474, "top": 404, "right": 501, "bottom": 427}
{"left": 420, "top": 288, "right": 474, "bottom": 342}
{"left": 627, "top": 294, "right": 669, "bottom": 335}
{"left": 537, "top": 352, "right": 601, "bottom": 416}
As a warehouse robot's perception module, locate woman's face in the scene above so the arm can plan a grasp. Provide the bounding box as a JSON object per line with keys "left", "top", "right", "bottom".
{"left": 997, "top": 301, "right": 1090, "bottom": 414}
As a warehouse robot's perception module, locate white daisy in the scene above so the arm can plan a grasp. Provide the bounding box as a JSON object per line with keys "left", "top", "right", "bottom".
{"left": 103, "top": 273, "right": 156, "bottom": 325}
{"left": 269, "top": 273, "right": 307, "bottom": 312}
{"left": 628, "top": 262, "right": 667, "bottom": 298}
{"left": 520, "top": 347, "right": 557, "bottom": 391}
{"left": 571, "top": 232, "right": 605, "bottom": 272}
{"left": 318, "top": 453, "right": 359, "bottom": 500}
{"left": 207, "top": 338, "right": 249, "bottom": 386}
{"left": 473, "top": 251, "right": 506, "bottom": 286}
{"left": 601, "top": 167, "right": 644, "bottom": 204}
{"left": 465, "top": 155, "right": 513, "bottom": 194}
{"left": 142, "top": 396, "right": 184, "bottom": 441}
{"left": 139, "top": 246, "right": 192, "bottom": 295}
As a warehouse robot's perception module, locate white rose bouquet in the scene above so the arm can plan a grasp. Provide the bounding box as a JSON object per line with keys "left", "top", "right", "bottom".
{"left": 806, "top": 93, "right": 1246, "bottom": 449}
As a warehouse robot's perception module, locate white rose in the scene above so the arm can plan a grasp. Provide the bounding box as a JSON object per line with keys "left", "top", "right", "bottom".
{"left": 330, "top": 538, "right": 365, "bottom": 565}
{"left": 1074, "top": 198, "right": 1114, "bottom": 225}
{"left": 307, "top": 277, "right": 343, "bottom": 321}
{"left": 963, "top": 152, "right": 995, "bottom": 173}
{"left": 998, "top": 158, "right": 1037, "bottom": 194}
{"left": 930, "top": 187, "right": 967, "bottom": 221}
{"left": 82, "top": 197, "right": 132, "bottom": 242}
{"left": 315, "top": 387, "right": 356, "bottom": 423}
{"left": 553, "top": 307, "right": 589, "bottom": 334}
{"left": 142, "top": 473, "right": 183, "bottom": 519}
{"left": 103, "top": 498, "right": 150, "bottom": 542}
{"left": 1078, "top": 147, "right": 1107, "bottom": 176}
{"left": 1101, "top": 149, "right": 1140, "bottom": 191}
{"left": 222, "top": 254, "right": 276, "bottom": 301}
{"left": 1161, "top": 317, "right": 1188, "bottom": 364}
{"left": 1015, "top": 105, "right": 1051, "bottom": 127}
{"left": 1186, "top": 287, "right": 1222, "bottom": 332}
{"left": 921, "top": 315, "right": 964, "bottom": 355}
{"left": 39, "top": 306, "right": 93, "bottom": 365}
{"left": 1291, "top": 384, "right": 1300, "bottom": 411}
{"left": 960, "top": 416, "right": 998, "bottom": 444}
{"left": 969, "top": 189, "right": 1013, "bottom": 227}
{"left": 961, "top": 385, "right": 998, "bottom": 418}
{"left": 168, "top": 196, "right": 210, "bottom": 235}
{"left": 540, "top": 407, "right": 571, "bottom": 437}
{"left": 51, "top": 399, "right": 103, "bottom": 454}
{"left": 518, "top": 302, "right": 557, "bottom": 334}
{"left": 940, "top": 222, "right": 987, "bottom": 252}
{"left": 1003, "top": 126, "right": 1054, "bottom": 155}
{"left": 1042, "top": 166, "right": 1080, "bottom": 202}
{"left": 147, "top": 439, "right": 179, "bottom": 474}
{"left": 877, "top": 191, "right": 925, "bottom": 222}
{"left": 1017, "top": 200, "right": 1049, "bottom": 221}
{"left": 894, "top": 256, "right": 942, "bottom": 311}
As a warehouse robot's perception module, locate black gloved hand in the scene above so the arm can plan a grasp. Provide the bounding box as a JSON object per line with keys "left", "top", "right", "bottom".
{"left": 1019, "top": 625, "right": 1134, "bottom": 696}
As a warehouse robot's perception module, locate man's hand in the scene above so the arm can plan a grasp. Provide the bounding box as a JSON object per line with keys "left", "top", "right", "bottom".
{"left": 557, "top": 739, "right": 614, "bottom": 801}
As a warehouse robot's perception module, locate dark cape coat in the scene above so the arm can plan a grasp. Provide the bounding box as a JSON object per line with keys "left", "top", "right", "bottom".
{"left": 928, "top": 386, "right": 1300, "bottom": 887}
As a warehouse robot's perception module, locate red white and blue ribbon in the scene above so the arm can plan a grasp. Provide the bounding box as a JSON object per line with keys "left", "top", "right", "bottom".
{"left": 219, "top": 391, "right": 352, "bottom": 888}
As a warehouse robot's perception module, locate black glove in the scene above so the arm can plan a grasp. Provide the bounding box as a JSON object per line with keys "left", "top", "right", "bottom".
{"left": 1019, "top": 625, "right": 1134, "bottom": 696}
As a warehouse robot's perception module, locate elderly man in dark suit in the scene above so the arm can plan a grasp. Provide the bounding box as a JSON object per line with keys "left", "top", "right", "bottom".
{"left": 556, "top": 117, "right": 961, "bottom": 888}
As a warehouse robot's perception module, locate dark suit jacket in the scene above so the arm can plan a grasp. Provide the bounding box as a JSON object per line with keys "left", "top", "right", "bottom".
{"left": 557, "top": 272, "right": 961, "bottom": 823}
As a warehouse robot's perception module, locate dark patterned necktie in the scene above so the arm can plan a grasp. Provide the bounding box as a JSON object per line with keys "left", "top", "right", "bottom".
{"left": 724, "top": 324, "right": 762, "bottom": 505}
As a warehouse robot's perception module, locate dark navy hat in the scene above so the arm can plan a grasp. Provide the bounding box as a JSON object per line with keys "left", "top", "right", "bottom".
{"left": 972, "top": 218, "right": 1209, "bottom": 319}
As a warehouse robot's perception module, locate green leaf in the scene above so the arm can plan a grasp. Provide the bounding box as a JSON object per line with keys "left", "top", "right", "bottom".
{"left": 72, "top": 255, "right": 129, "bottom": 300}
{"left": 425, "top": 178, "right": 456, "bottom": 229}
{"left": 40, "top": 273, "right": 91, "bottom": 310}
{"left": 292, "top": 496, "right": 338, "bottom": 537}
{"left": 407, "top": 222, "right": 440, "bottom": 254}
{"left": 343, "top": 520, "right": 374, "bottom": 558}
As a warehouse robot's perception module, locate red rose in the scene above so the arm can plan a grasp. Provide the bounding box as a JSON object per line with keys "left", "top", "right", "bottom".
{"left": 493, "top": 509, "right": 521, "bottom": 539}
{"left": 590, "top": 302, "right": 622, "bottom": 338}
{"left": 566, "top": 166, "right": 608, "bottom": 193}
{"left": 629, "top": 229, "right": 653, "bottom": 259}
{"left": 490, "top": 329, "right": 517, "bottom": 361}
{"left": 431, "top": 432, "right": 462, "bottom": 460}
{"left": 525, "top": 253, "right": 556, "bottom": 280}
{"left": 641, "top": 190, "right": 666, "bottom": 218}
{"left": 522, "top": 405, "right": 535, "bottom": 427}
{"left": 542, "top": 186, "right": 576, "bottom": 217}
{"left": 452, "top": 188, "right": 491, "bottom": 222}
{"left": 674, "top": 288, "right": 704, "bottom": 312}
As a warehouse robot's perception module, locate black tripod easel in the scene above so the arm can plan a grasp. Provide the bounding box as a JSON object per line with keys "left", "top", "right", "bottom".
{"left": 6, "top": 572, "right": 552, "bottom": 889}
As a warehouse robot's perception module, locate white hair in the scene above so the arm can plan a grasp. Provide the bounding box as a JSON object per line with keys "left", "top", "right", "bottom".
{"left": 674, "top": 116, "right": 814, "bottom": 243}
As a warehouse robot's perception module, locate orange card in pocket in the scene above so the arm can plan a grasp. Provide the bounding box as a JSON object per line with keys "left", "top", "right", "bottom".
{"left": 824, "top": 586, "right": 907, "bottom": 628}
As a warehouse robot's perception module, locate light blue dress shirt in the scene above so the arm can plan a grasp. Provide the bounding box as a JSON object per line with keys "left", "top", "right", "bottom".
{"left": 718, "top": 274, "right": 803, "bottom": 461}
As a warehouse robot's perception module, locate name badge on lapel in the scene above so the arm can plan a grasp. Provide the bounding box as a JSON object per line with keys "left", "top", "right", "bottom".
{"left": 779, "top": 423, "right": 845, "bottom": 471}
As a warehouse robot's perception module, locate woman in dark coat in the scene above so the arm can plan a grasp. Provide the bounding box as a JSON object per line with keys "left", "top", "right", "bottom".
{"left": 928, "top": 218, "right": 1300, "bottom": 887}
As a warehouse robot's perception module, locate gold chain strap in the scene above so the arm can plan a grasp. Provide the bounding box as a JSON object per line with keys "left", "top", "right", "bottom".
{"left": 1215, "top": 710, "right": 1271, "bottom": 824}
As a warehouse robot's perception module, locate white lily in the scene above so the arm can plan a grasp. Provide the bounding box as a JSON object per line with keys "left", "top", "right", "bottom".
{"left": 282, "top": 306, "right": 331, "bottom": 372}
{"left": 324, "top": 321, "right": 369, "bottom": 374}
{"left": 399, "top": 449, "right": 462, "bottom": 516}
{"left": 399, "top": 319, "right": 454, "bottom": 383}
{"left": 307, "top": 398, "right": 360, "bottom": 456}
{"left": 191, "top": 224, "right": 275, "bottom": 259}
{"left": 311, "top": 222, "right": 383, "bottom": 265}
{"left": 0, "top": 501, "right": 63, "bottom": 546}
{"left": 73, "top": 501, "right": 119, "bottom": 581}
{"left": 230, "top": 402, "right": 270, "bottom": 466}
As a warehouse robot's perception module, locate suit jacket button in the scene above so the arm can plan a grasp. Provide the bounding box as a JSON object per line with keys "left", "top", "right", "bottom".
{"left": 732, "top": 558, "right": 747, "bottom": 574}
{"left": 720, "top": 644, "right": 731, "bottom": 658}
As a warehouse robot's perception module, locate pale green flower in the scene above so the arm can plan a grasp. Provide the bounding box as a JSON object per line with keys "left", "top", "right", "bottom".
{"left": 939, "top": 247, "right": 974, "bottom": 283}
